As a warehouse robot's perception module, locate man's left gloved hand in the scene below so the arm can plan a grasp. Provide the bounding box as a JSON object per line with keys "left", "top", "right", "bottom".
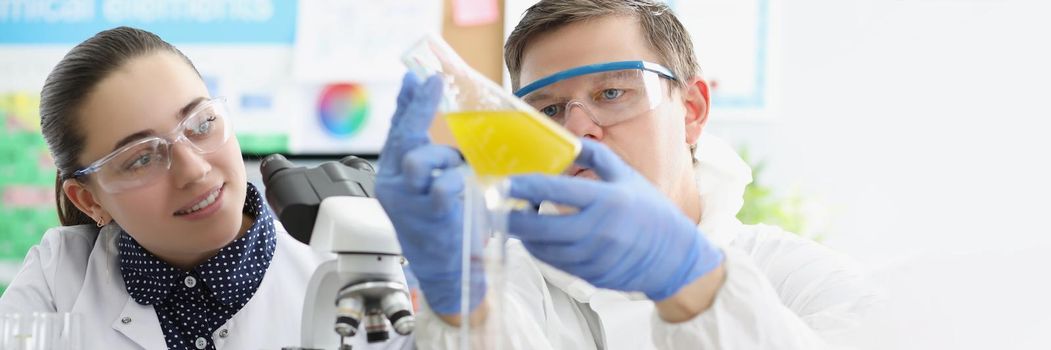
{"left": 508, "top": 139, "right": 724, "bottom": 301}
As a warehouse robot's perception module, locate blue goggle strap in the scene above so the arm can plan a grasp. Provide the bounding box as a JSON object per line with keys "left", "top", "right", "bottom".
{"left": 514, "top": 60, "right": 678, "bottom": 97}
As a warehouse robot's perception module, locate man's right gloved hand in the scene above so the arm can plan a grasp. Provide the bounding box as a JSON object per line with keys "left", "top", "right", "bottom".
{"left": 375, "top": 72, "right": 483, "bottom": 315}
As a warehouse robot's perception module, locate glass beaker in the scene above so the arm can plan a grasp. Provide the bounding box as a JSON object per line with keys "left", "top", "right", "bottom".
{"left": 0, "top": 312, "right": 82, "bottom": 350}
{"left": 402, "top": 35, "right": 580, "bottom": 349}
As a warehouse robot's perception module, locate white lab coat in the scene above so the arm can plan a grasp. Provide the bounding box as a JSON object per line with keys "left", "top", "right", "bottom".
{"left": 0, "top": 220, "right": 415, "bottom": 349}
{"left": 414, "top": 135, "right": 881, "bottom": 349}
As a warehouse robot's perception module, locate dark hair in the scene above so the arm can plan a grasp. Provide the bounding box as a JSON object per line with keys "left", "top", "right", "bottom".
{"left": 40, "top": 26, "right": 200, "bottom": 226}
{"left": 504, "top": 0, "right": 700, "bottom": 91}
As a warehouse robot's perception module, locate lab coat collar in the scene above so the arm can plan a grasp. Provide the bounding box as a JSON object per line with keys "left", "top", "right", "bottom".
{"left": 693, "top": 133, "right": 752, "bottom": 247}
{"left": 76, "top": 222, "right": 168, "bottom": 348}
{"left": 111, "top": 297, "right": 166, "bottom": 349}
{"left": 535, "top": 262, "right": 649, "bottom": 303}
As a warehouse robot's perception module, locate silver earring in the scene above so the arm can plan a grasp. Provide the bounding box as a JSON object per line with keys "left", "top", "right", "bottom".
{"left": 96, "top": 216, "right": 104, "bottom": 228}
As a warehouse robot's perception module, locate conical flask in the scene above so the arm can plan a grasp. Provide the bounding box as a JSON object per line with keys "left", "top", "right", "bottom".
{"left": 402, "top": 35, "right": 580, "bottom": 349}
{"left": 403, "top": 34, "right": 580, "bottom": 179}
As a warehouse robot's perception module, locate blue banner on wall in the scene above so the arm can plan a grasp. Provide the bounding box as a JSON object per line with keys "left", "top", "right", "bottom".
{"left": 0, "top": 0, "right": 297, "bottom": 44}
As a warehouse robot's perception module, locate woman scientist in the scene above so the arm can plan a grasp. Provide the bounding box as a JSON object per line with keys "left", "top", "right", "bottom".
{"left": 0, "top": 27, "right": 411, "bottom": 349}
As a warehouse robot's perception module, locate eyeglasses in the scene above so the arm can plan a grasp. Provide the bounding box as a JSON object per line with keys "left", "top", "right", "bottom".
{"left": 514, "top": 61, "right": 678, "bottom": 127}
{"left": 71, "top": 98, "right": 232, "bottom": 193}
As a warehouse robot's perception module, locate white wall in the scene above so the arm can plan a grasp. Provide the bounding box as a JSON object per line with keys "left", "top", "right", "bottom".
{"left": 708, "top": 0, "right": 1051, "bottom": 348}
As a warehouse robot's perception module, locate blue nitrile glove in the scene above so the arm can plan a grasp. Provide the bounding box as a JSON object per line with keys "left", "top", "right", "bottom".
{"left": 508, "top": 139, "right": 725, "bottom": 301}
{"left": 375, "top": 72, "right": 484, "bottom": 315}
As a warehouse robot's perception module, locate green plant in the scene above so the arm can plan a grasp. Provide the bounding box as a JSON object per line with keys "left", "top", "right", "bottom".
{"left": 735, "top": 147, "right": 825, "bottom": 241}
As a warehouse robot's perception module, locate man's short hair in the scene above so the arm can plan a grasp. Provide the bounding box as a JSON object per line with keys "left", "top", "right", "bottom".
{"left": 504, "top": 0, "right": 701, "bottom": 91}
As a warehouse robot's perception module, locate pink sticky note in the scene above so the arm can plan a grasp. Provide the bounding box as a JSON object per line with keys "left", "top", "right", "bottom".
{"left": 453, "top": 0, "right": 499, "bottom": 26}
{"left": 3, "top": 185, "right": 53, "bottom": 207}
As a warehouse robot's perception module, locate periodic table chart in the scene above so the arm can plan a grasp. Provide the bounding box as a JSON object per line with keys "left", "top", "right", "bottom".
{"left": 0, "top": 0, "right": 443, "bottom": 292}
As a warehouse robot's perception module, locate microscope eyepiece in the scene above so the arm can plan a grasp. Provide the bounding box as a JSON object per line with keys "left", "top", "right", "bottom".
{"left": 340, "top": 155, "right": 376, "bottom": 174}
{"left": 260, "top": 153, "right": 294, "bottom": 184}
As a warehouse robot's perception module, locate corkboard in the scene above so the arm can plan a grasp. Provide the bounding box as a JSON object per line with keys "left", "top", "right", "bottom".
{"left": 431, "top": 0, "right": 506, "bottom": 146}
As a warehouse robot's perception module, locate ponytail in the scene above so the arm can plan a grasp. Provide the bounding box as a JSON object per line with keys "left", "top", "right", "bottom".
{"left": 40, "top": 27, "right": 199, "bottom": 227}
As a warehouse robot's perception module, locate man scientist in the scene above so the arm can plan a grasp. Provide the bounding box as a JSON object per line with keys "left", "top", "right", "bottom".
{"left": 376, "top": 0, "right": 878, "bottom": 348}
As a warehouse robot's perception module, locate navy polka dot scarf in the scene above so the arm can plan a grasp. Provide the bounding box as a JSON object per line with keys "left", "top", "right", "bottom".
{"left": 118, "top": 183, "right": 277, "bottom": 350}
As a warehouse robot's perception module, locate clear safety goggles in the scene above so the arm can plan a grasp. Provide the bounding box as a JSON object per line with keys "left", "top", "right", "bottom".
{"left": 71, "top": 98, "right": 232, "bottom": 193}
{"left": 514, "top": 61, "right": 678, "bottom": 127}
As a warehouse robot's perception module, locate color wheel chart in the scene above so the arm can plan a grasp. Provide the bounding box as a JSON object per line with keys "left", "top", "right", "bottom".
{"left": 317, "top": 83, "right": 370, "bottom": 137}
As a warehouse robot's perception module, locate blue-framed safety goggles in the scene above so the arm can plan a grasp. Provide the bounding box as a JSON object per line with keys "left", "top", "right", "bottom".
{"left": 514, "top": 61, "right": 678, "bottom": 127}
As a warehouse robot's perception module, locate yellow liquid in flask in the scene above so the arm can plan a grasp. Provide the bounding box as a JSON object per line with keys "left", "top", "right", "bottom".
{"left": 445, "top": 110, "right": 580, "bottom": 177}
